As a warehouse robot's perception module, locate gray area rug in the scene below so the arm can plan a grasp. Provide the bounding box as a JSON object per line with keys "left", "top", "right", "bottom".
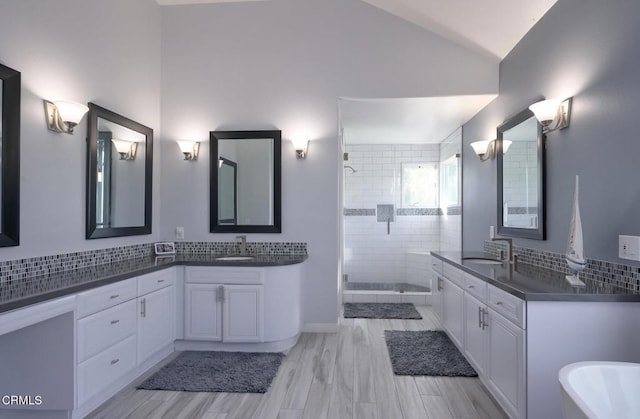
{"left": 137, "top": 351, "right": 284, "bottom": 393}
{"left": 384, "top": 330, "right": 478, "bottom": 377}
{"left": 343, "top": 302, "right": 422, "bottom": 319}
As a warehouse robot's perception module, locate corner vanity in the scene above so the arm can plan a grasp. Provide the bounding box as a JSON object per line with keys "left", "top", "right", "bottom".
{"left": 0, "top": 255, "right": 305, "bottom": 419}
{"left": 431, "top": 252, "right": 640, "bottom": 419}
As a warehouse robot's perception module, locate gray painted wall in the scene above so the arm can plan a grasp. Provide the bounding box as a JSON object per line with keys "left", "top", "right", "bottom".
{"left": 159, "top": 0, "right": 498, "bottom": 325}
{"left": 463, "top": 0, "right": 640, "bottom": 265}
{"left": 0, "top": 0, "right": 161, "bottom": 260}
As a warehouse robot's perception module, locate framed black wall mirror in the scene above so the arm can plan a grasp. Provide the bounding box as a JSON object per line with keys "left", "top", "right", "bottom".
{"left": 86, "top": 103, "right": 153, "bottom": 239}
{"left": 497, "top": 107, "right": 546, "bottom": 240}
{"left": 210, "top": 130, "right": 281, "bottom": 233}
{"left": 0, "top": 63, "right": 20, "bottom": 247}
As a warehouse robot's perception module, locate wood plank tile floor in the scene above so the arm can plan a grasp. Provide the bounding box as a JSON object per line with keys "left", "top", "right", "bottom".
{"left": 87, "top": 306, "right": 508, "bottom": 419}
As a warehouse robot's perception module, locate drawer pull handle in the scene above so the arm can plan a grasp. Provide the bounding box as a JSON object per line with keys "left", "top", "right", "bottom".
{"left": 482, "top": 308, "right": 488, "bottom": 330}
{"left": 468, "top": 285, "right": 475, "bottom": 289}
{"left": 140, "top": 298, "right": 146, "bottom": 318}
{"left": 110, "top": 359, "right": 120, "bottom": 365}
{"left": 110, "top": 319, "right": 120, "bottom": 325}
{"left": 157, "top": 279, "right": 165, "bottom": 283}
{"left": 496, "top": 301, "right": 503, "bottom": 306}
{"left": 110, "top": 294, "right": 120, "bottom": 299}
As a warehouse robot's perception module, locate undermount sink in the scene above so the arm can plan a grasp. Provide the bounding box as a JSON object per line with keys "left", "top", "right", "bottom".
{"left": 559, "top": 361, "right": 640, "bottom": 419}
{"left": 215, "top": 255, "right": 255, "bottom": 261}
{"left": 462, "top": 257, "right": 503, "bottom": 265}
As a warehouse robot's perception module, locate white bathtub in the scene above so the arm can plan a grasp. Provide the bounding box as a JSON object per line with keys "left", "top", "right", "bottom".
{"left": 559, "top": 361, "right": 640, "bottom": 419}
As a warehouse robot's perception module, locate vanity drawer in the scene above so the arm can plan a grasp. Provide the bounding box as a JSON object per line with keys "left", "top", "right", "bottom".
{"left": 487, "top": 285, "right": 525, "bottom": 329}
{"left": 77, "top": 334, "right": 137, "bottom": 406}
{"left": 137, "top": 268, "right": 175, "bottom": 296}
{"left": 186, "top": 267, "right": 264, "bottom": 285}
{"left": 77, "top": 278, "right": 137, "bottom": 318}
{"left": 442, "top": 263, "right": 465, "bottom": 287}
{"left": 77, "top": 299, "right": 137, "bottom": 363}
{"left": 430, "top": 258, "right": 443, "bottom": 274}
{"left": 464, "top": 273, "right": 487, "bottom": 302}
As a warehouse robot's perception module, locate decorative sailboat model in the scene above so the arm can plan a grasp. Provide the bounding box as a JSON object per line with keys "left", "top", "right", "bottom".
{"left": 565, "top": 175, "right": 587, "bottom": 287}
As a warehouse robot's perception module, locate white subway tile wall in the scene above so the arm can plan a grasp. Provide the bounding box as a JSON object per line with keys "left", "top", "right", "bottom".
{"left": 343, "top": 135, "right": 462, "bottom": 287}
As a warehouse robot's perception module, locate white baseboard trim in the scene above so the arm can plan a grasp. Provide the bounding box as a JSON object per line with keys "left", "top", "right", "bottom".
{"left": 302, "top": 323, "right": 338, "bottom": 333}
{"left": 175, "top": 335, "right": 299, "bottom": 353}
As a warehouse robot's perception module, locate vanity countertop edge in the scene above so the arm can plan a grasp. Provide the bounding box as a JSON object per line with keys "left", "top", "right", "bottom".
{"left": 431, "top": 251, "right": 640, "bottom": 303}
{"left": 0, "top": 254, "right": 308, "bottom": 315}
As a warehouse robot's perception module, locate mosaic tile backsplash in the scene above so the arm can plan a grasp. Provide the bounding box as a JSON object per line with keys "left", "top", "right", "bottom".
{"left": 484, "top": 241, "right": 640, "bottom": 292}
{"left": 0, "top": 241, "right": 308, "bottom": 284}
{"left": 175, "top": 241, "right": 308, "bottom": 256}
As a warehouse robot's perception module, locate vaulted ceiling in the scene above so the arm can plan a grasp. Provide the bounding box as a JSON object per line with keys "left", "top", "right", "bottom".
{"left": 155, "top": 0, "right": 558, "bottom": 144}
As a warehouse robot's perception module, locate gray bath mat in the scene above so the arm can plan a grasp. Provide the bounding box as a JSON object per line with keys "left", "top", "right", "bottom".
{"left": 137, "top": 351, "right": 284, "bottom": 393}
{"left": 343, "top": 302, "right": 422, "bottom": 319}
{"left": 384, "top": 330, "right": 477, "bottom": 376}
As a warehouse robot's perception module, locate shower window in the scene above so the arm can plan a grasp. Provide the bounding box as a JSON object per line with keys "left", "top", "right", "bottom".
{"left": 401, "top": 162, "right": 438, "bottom": 208}
{"left": 440, "top": 155, "right": 459, "bottom": 208}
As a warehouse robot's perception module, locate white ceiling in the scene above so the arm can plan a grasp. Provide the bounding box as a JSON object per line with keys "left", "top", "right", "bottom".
{"left": 340, "top": 95, "right": 496, "bottom": 144}
{"left": 154, "top": 0, "right": 557, "bottom": 145}
{"left": 155, "top": 0, "right": 558, "bottom": 60}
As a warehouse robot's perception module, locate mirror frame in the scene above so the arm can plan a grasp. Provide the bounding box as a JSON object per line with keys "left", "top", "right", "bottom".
{"left": 497, "top": 107, "right": 546, "bottom": 240}
{"left": 0, "top": 64, "right": 20, "bottom": 247}
{"left": 210, "top": 130, "right": 282, "bottom": 233}
{"left": 86, "top": 103, "right": 153, "bottom": 239}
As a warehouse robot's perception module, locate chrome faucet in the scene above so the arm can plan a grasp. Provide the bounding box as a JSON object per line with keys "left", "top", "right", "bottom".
{"left": 491, "top": 236, "right": 513, "bottom": 264}
{"left": 236, "top": 235, "right": 247, "bottom": 255}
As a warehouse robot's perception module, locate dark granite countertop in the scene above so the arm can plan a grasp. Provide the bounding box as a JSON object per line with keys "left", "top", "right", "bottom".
{"left": 432, "top": 251, "right": 640, "bottom": 302}
{"left": 0, "top": 254, "right": 307, "bottom": 314}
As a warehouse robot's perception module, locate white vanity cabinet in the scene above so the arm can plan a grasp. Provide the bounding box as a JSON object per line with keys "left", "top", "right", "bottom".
{"left": 181, "top": 264, "right": 301, "bottom": 351}
{"left": 75, "top": 268, "right": 177, "bottom": 417}
{"left": 485, "top": 305, "right": 525, "bottom": 418}
{"left": 441, "top": 277, "right": 464, "bottom": 349}
{"left": 76, "top": 278, "right": 138, "bottom": 407}
{"left": 434, "top": 262, "right": 465, "bottom": 349}
{"left": 460, "top": 272, "right": 525, "bottom": 419}
{"left": 137, "top": 269, "right": 176, "bottom": 365}
{"left": 434, "top": 259, "right": 526, "bottom": 419}
{"left": 184, "top": 267, "right": 264, "bottom": 343}
{"left": 430, "top": 259, "right": 443, "bottom": 322}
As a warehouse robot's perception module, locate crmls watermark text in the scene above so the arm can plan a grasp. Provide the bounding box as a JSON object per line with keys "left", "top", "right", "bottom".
{"left": 1, "top": 395, "right": 43, "bottom": 406}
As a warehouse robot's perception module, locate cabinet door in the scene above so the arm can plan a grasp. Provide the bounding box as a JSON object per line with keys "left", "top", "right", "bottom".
{"left": 184, "top": 283, "right": 222, "bottom": 341}
{"left": 222, "top": 285, "right": 264, "bottom": 343}
{"left": 463, "top": 293, "right": 486, "bottom": 375}
{"left": 431, "top": 273, "right": 443, "bottom": 324}
{"left": 138, "top": 286, "right": 175, "bottom": 364}
{"left": 442, "top": 278, "right": 464, "bottom": 349}
{"left": 486, "top": 308, "right": 525, "bottom": 419}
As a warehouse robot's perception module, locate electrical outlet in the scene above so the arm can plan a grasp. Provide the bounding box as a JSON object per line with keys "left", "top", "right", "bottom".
{"left": 619, "top": 235, "right": 640, "bottom": 261}
{"left": 175, "top": 226, "right": 185, "bottom": 240}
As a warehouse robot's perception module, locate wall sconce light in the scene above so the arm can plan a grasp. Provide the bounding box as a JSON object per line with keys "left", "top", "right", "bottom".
{"left": 111, "top": 139, "right": 137, "bottom": 160}
{"left": 176, "top": 140, "right": 200, "bottom": 161}
{"left": 291, "top": 139, "right": 309, "bottom": 159}
{"left": 470, "top": 139, "right": 512, "bottom": 161}
{"left": 529, "top": 98, "right": 572, "bottom": 133}
{"left": 44, "top": 100, "right": 89, "bottom": 134}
